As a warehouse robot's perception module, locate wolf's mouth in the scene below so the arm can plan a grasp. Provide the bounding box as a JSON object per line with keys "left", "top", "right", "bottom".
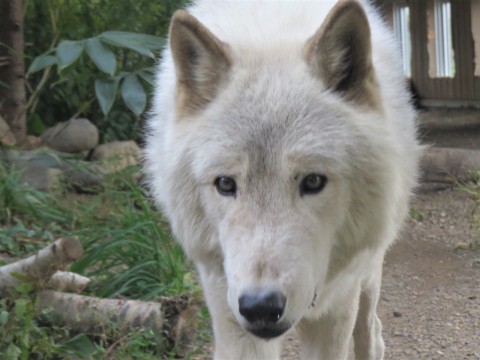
{"left": 246, "top": 323, "right": 290, "bottom": 340}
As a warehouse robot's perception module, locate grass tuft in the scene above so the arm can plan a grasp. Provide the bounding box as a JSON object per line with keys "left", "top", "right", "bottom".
{"left": 0, "top": 163, "right": 201, "bottom": 358}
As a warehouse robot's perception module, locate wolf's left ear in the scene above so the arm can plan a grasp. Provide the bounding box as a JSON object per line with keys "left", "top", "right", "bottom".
{"left": 305, "top": 0, "right": 377, "bottom": 106}
{"left": 169, "top": 10, "right": 232, "bottom": 114}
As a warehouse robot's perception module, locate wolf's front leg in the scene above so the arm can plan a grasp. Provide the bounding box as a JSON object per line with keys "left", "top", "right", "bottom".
{"left": 296, "top": 287, "right": 360, "bottom": 360}
{"left": 199, "top": 265, "right": 283, "bottom": 360}
{"left": 352, "top": 266, "right": 385, "bottom": 360}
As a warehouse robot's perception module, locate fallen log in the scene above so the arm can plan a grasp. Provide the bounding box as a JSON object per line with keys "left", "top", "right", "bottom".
{"left": 0, "top": 237, "right": 83, "bottom": 293}
{"left": 0, "top": 238, "right": 199, "bottom": 353}
{"left": 47, "top": 271, "right": 91, "bottom": 293}
{"left": 421, "top": 147, "right": 480, "bottom": 183}
{"left": 37, "top": 290, "right": 197, "bottom": 352}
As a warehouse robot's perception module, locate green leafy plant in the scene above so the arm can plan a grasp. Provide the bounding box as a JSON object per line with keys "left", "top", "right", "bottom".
{"left": 0, "top": 283, "right": 62, "bottom": 360}
{"left": 23, "top": 0, "right": 189, "bottom": 142}
{"left": 27, "top": 31, "right": 163, "bottom": 119}
{"left": 0, "top": 165, "right": 200, "bottom": 358}
{"left": 70, "top": 169, "right": 193, "bottom": 300}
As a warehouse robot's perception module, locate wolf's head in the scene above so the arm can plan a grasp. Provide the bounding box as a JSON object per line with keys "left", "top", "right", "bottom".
{"left": 149, "top": 1, "right": 413, "bottom": 340}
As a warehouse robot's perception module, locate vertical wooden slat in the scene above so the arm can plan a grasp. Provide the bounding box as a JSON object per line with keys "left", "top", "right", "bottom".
{"left": 462, "top": 0, "right": 475, "bottom": 99}
{"left": 411, "top": 0, "right": 430, "bottom": 99}
{"left": 453, "top": 0, "right": 464, "bottom": 99}
{"left": 393, "top": 0, "right": 479, "bottom": 103}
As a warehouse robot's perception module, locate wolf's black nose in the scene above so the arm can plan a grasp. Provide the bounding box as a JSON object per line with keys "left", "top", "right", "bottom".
{"left": 239, "top": 291, "right": 286, "bottom": 324}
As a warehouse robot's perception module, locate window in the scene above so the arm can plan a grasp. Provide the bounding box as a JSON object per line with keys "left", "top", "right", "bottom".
{"left": 427, "top": 0, "right": 455, "bottom": 78}
{"left": 393, "top": 2, "right": 412, "bottom": 77}
{"left": 473, "top": 0, "right": 480, "bottom": 76}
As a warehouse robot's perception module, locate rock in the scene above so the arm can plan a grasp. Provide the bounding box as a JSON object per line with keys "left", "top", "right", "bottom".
{"left": 19, "top": 165, "right": 63, "bottom": 192}
{"left": 0, "top": 115, "right": 17, "bottom": 146}
{"left": 91, "top": 141, "right": 141, "bottom": 173}
{"left": 41, "top": 119, "right": 99, "bottom": 153}
{"left": 3, "top": 149, "right": 105, "bottom": 192}
{"left": 62, "top": 162, "right": 106, "bottom": 192}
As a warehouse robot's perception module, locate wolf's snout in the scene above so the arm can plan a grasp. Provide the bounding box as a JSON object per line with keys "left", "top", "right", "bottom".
{"left": 238, "top": 291, "right": 286, "bottom": 324}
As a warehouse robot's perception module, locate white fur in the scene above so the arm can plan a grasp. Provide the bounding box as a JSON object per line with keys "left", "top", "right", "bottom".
{"left": 145, "top": 1, "right": 420, "bottom": 359}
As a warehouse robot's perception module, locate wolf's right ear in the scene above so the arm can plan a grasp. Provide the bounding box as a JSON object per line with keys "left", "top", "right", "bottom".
{"left": 305, "top": 1, "right": 378, "bottom": 107}
{"left": 169, "top": 10, "right": 232, "bottom": 114}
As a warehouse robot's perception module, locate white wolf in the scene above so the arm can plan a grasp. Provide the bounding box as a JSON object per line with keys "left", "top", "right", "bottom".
{"left": 145, "top": 0, "right": 420, "bottom": 359}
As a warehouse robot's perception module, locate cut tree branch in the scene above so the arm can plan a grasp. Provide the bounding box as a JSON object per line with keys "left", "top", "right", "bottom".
{"left": 0, "top": 237, "right": 83, "bottom": 293}
{"left": 37, "top": 290, "right": 197, "bottom": 352}
{"left": 0, "top": 237, "right": 198, "bottom": 354}
{"left": 46, "top": 271, "right": 91, "bottom": 293}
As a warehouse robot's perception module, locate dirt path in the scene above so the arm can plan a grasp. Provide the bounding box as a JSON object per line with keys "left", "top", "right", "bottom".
{"left": 380, "top": 186, "right": 480, "bottom": 360}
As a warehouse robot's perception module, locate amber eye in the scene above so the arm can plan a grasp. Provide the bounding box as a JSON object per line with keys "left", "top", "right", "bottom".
{"left": 215, "top": 176, "right": 237, "bottom": 197}
{"left": 300, "top": 173, "right": 327, "bottom": 196}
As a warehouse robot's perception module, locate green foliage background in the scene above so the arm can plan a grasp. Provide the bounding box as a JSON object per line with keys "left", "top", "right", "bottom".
{"left": 24, "top": 0, "right": 188, "bottom": 142}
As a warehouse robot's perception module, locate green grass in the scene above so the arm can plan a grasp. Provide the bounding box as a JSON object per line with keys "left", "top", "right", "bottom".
{"left": 0, "top": 162, "right": 205, "bottom": 359}
{"left": 458, "top": 170, "right": 480, "bottom": 248}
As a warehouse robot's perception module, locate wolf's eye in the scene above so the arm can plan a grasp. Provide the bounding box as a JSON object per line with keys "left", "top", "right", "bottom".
{"left": 215, "top": 176, "right": 237, "bottom": 197}
{"left": 300, "top": 173, "right": 327, "bottom": 196}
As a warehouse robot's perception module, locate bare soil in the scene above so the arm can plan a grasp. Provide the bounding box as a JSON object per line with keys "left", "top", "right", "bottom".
{"left": 380, "top": 185, "right": 480, "bottom": 360}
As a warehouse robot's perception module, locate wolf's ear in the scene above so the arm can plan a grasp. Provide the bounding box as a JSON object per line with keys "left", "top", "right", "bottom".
{"left": 305, "top": 1, "right": 377, "bottom": 106}
{"left": 169, "top": 10, "right": 232, "bottom": 114}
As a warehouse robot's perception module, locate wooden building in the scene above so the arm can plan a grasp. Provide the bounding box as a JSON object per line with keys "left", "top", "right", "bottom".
{"left": 377, "top": 0, "right": 480, "bottom": 107}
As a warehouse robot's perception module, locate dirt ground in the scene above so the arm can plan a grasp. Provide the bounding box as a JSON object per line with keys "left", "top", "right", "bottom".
{"left": 380, "top": 186, "right": 480, "bottom": 360}
{"left": 377, "top": 112, "right": 480, "bottom": 359}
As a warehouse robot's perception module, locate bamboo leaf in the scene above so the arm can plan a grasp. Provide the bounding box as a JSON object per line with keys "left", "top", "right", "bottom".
{"left": 99, "top": 31, "right": 165, "bottom": 58}
{"left": 57, "top": 40, "right": 85, "bottom": 69}
{"left": 85, "top": 38, "right": 117, "bottom": 75}
{"left": 27, "top": 54, "right": 57, "bottom": 75}
{"left": 95, "top": 78, "right": 120, "bottom": 116}
{"left": 136, "top": 68, "right": 155, "bottom": 86}
{"left": 120, "top": 74, "right": 146, "bottom": 116}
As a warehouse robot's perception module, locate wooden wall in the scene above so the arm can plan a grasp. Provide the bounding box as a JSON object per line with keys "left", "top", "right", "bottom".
{"left": 377, "top": 0, "right": 480, "bottom": 104}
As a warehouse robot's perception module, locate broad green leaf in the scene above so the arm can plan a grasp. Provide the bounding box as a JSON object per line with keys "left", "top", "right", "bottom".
{"left": 137, "top": 68, "right": 155, "bottom": 86}
{"left": 99, "top": 31, "right": 165, "bottom": 58}
{"left": 61, "top": 333, "right": 98, "bottom": 357}
{"left": 57, "top": 40, "right": 85, "bottom": 69}
{"left": 6, "top": 343, "right": 21, "bottom": 359}
{"left": 27, "top": 54, "right": 56, "bottom": 75}
{"left": 95, "top": 78, "right": 120, "bottom": 116}
{"left": 0, "top": 310, "right": 8, "bottom": 327}
{"left": 86, "top": 38, "right": 117, "bottom": 75}
{"left": 120, "top": 74, "right": 147, "bottom": 116}
{"left": 100, "top": 38, "right": 153, "bottom": 58}
{"left": 14, "top": 299, "right": 28, "bottom": 318}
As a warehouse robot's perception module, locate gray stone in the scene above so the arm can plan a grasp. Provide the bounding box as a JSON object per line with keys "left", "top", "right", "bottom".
{"left": 0, "top": 115, "right": 16, "bottom": 146}
{"left": 91, "top": 141, "right": 141, "bottom": 173}
{"left": 62, "top": 161, "right": 106, "bottom": 191}
{"left": 19, "top": 165, "right": 63, "bottom": 192}
{"left": 3, "top": 149, "right": 106, "bottom": 192}
{"left": 41, "top": 118, "right": 99, "bottom": 153}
